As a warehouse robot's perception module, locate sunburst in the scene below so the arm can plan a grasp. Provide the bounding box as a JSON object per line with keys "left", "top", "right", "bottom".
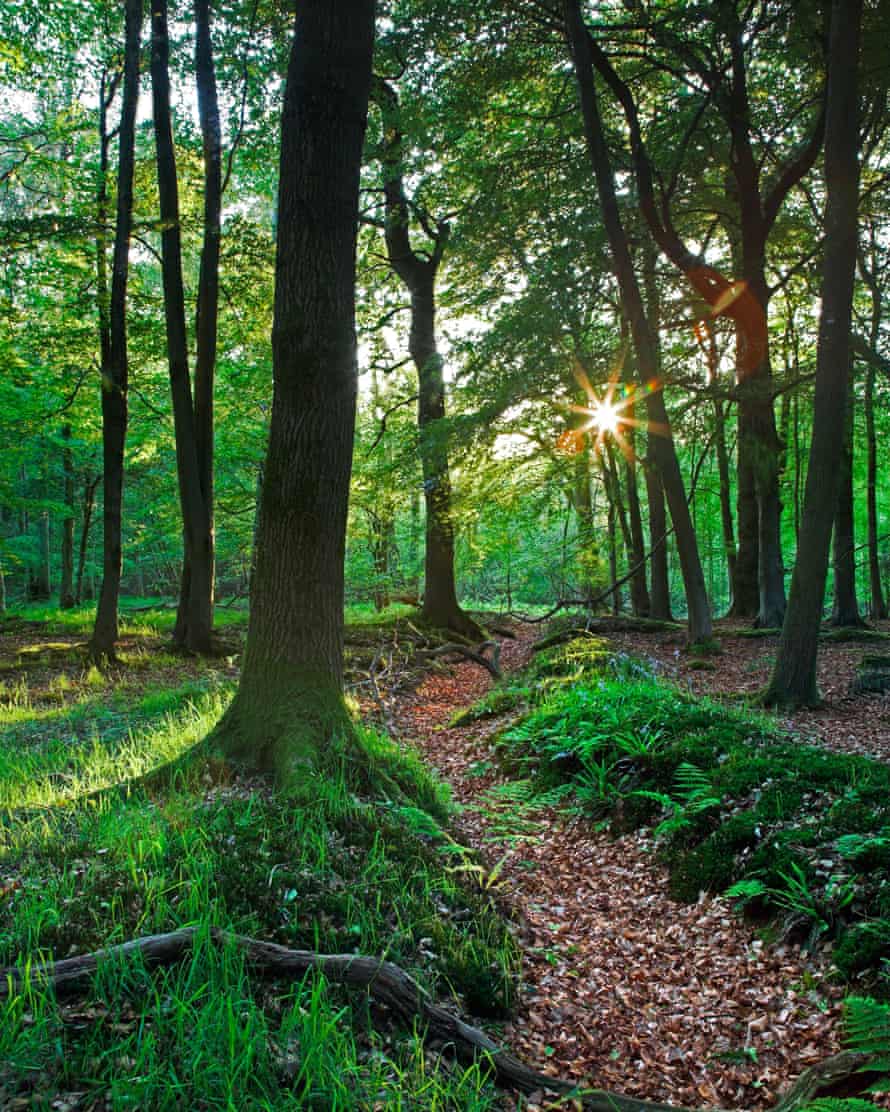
{"left": 563, "top": 351, "right": 668, "bottom": 462}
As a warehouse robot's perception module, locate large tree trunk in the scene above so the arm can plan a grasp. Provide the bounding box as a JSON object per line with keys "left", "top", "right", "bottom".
{"left": 766, "top": 0, "right": 862, "bottom": 707}
{"left": 372, "top": 78, "right": 479, "bottom": 639}
{"left": 215, "top": 0, "right": 375, "bottom": 772}
{"left": 830, "top": 375, "right": 863, "bottom": 626}
{"left": 91, "top": 0, "right": 142, "bottom": 662}
{"left": 151, "top": 0, "right": 213, "bottom": 654}
{"left": 59, "top": 424, "right": 76, "bottom": 609}
{"left": 564, "top": 0, "right": 712, "bottom": 643}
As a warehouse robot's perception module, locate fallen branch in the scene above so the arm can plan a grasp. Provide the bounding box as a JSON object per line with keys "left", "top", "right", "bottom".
{"left": 0, "top": 929, "right": 880, "bottom": 1111}
{"left": 416, "top": 640, "right": 502, "bottom": 679}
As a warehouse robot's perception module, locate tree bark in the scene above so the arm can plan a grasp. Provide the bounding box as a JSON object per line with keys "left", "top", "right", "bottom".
{"left": 91, "top": 0, "right": 142, "bottom": 662}
{"left": 59, "top": 424, "right": 76, "bottom": 609}
{"left": 215, "top": 0, "right": 375, "bottom": 772}
{"left": 830, "top": 375, "right": 863, "bottom": 627}
{"left": 371, "top": 78, "right": 479, "bottom": 639}
{"left": 151, "top": 0, "right": 214, "bottom": 654}
{"left": 172, "top": 0, "right": 221, "bottom": 648}
{"left": 766, "top": 0, "right": 862, "bottom": 707}
{"left": 564, "top": 0, "right": 712, "bottom": 643}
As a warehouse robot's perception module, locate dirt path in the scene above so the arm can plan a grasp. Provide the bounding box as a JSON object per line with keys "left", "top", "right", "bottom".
{"left": 400, "top": 626, "right": 845, "bottom": 1110}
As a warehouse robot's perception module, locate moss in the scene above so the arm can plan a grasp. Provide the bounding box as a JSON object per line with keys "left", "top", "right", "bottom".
{"left": 834, "top": 921, "right": 890, "bottom": 980}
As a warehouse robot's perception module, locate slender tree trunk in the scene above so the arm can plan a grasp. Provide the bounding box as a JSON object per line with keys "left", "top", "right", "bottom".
{"left": 831, "top": 374, "right": 863, "bottom": 626}
{"left": 861, "top": 264, "right": 888, "bottom": 619}
{"left": 151, "top": 0, "right": 213, "bottom": 654}
{"left": 620, "top": 343, "right": 650, "bottom": 616}
{"left": 564, "top": 0, "right": 712, "bottom": 642}
{"left": 372, "top": 78, "right": 478, "bottom": 638}
{"left": 712, "top": 397, "right": 737, "bottom": 607}
{"left": 33, "top": 511, "right": 51, "bottom": 600}
{"left": 571, "top": 448, "right": 595, "bottom": 605}
{"left": 766, "top": 0, "right": 862, "bottom": 706}
{"left": 642, "top": 244, "right": 672, "bottom": 621}
{"left": 173, "top": 0, "right": 221, "bottom": 647}
{"left": 76, "top": 472, "right": 99, "bottom": 605}
{"left": 91, "top": 0, "right": 142, "bottom": 662}
{"left": 60, "top": 424, "right": 76, "bottom": 609}
{"left": 215, "top": 0, "right": 375, "bottom": 772}
{"left": 864, "top": 359, "right": 887, "bottom": 618}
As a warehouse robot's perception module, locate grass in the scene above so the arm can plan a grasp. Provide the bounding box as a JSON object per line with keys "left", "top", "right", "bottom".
{"left": 475, "top": 633, "right": 890, "bottom": 995}
{"left": 0, "top": 607, "right": 519, "bottom": 1108}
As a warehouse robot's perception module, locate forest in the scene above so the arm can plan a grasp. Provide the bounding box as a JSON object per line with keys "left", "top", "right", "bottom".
{"left": 1, "top": 0, "right": 890, "bottom": 1107}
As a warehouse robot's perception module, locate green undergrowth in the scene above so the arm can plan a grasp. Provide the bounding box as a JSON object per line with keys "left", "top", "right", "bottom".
{"left": 0, "top": 646, "right": 518, "bottom": 1107}
{"left": 480, "top": 635, "right": 890, "bottom": 996}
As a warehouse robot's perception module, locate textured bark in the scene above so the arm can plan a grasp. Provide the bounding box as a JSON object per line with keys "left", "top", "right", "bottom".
{"left": 59, "top": 424, "right": 76, "bottom": 609}
{"left": 91, "top": 0, "right": 142, "bottom": 662}
{"left": 151, "top": 0, "right": 214, "bottom": 654}
{"left": 371, "top": 78, "right": 479, "bottom": 638}
{"left": 830, "top": 377, "right": 863, "bottom": 627}
{"left": 216, "top": 0, "right": 374, "bottom": 771}
{"left": 564, "top": 1, "right": 712, "bottom": 642}
{"left": 766, "top": 0, "right": 862, "bottom": 707}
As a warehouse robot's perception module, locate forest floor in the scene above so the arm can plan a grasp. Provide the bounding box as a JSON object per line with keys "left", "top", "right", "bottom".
{"left": 1, "top": 604, "right": 888, "bottom": 1109}
{"left": 400, "top": 618, "right": 890, "bottom": 1110}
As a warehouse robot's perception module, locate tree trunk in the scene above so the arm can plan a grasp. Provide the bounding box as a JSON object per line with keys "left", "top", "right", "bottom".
{"left": 712, "top": 397, "right": 737, "bottom": 609}
{"left": 215, "top": 0, "right": 375, "bottom": 773}
{"left": 861, "top": 262, "right": 888, "bottom": 619}
{"left": 151, "top": 0, "right": 213, "bottom": 654}
{"left": 571, "top": 448, "right": 596, "bottom": 605}
{"left": 564, "top": 0, "right": 712, "bottom": 643}
{"left": 372, "top": 78, "right": 479, "bottom": 639}
{"left": 172, "top": 0, "right": 221, "bottom": 648}
{"left": 33, "top": 511, "right": 51, "bottom": 600}
{"left": 641, "top": 245, "right": 672, "bottom": 621}
{"left": 766, "top": 0, "right": 862, "bottom": 707}
{"left": 831, "top": 375, "right": 863, "bottom": 626}
{"left": 91, "top": 0, "right": 142, "bottom": 662}
{"left": 76, "top": 472, "right": 99, "bottom": 605}
{"left": 59, "top": 424, "right": 76, "bottom": 609}
{"left": 864, "top": 359, "right": 887, "bottom": 618}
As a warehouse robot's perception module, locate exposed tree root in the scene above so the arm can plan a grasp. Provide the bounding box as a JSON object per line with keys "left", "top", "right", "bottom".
{"left": 0, "top": 928, "right": 881, "bottom": 1111}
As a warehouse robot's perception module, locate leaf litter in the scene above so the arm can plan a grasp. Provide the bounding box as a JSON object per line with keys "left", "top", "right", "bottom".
{"left": 400, "top": 623, "right": 862, "bottom": 1110}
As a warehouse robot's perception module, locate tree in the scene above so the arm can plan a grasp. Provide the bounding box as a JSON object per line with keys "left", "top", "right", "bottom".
{"left": 370, "top": 76, "right": 481, "bottom": 638}
{"left": 765, "top": 0, "right": 862, "bottom": 707}
{"left": 563, "top": 0, "right": 713, "bottom": 644}
{"left": 150, "top": 0, "right": 215, "bottom": 654}
{"left": 90, "top": 0, "right": 143, "bottom": 662}
{"left": 215, "top": 0, "right": 375, "bottom": 772}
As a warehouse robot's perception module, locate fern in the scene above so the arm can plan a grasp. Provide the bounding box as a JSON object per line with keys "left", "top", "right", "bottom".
{"left": 844, "top": 996, "right": 890, "bottom": 1058}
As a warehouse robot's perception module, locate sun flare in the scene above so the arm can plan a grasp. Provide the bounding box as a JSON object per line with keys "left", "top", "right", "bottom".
{"left": 558, "top": 352, "right": 668, "bottom": 462}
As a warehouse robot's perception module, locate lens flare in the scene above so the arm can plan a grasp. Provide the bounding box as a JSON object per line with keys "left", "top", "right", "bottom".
{"left": 558, "top": 351, "right": 667, "bottom": 462}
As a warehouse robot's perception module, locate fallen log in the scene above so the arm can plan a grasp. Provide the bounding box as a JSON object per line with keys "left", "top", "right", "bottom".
{"left": 0, "top": 928, "right": 881, "bottom": 1112}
